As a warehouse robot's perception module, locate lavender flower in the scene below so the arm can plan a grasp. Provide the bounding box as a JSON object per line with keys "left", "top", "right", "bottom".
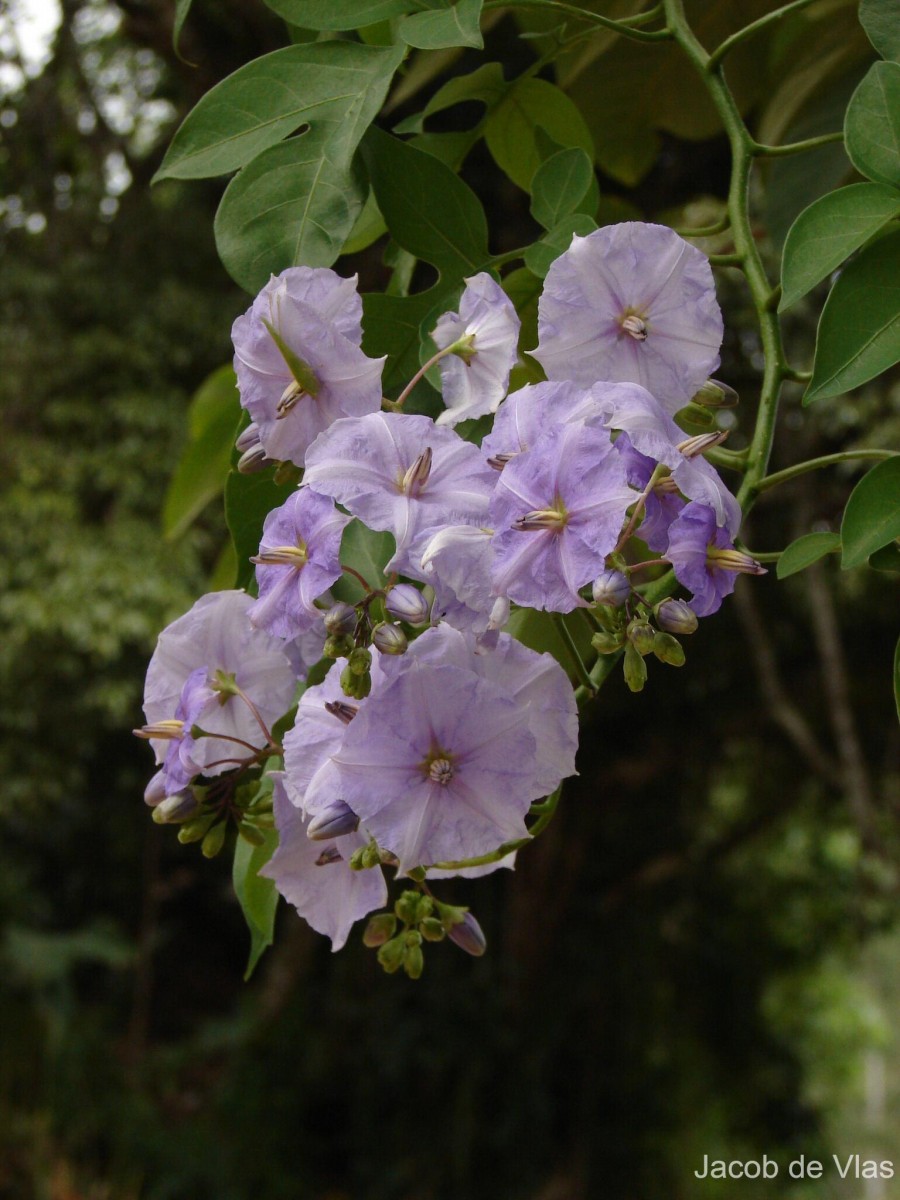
{"left": 432, "top": 273, "right": 520, "bottom": 426}
{"left": 604, "top": 384, "right": 740, "bottom": 534}
{"left": 665, "top": 501, "right": 765, "bottom": 616}
{"left": 333, "top": 661, "right": 539, "bottom": 872}
{"left": 142, "top": 591, "right": 296, "bottom": 779}
{"left": 303, "top": 412, "right": 496, "bottom": 574}
{"left": 161, "top": 667, "right": 217, "bottom": 794}
{"left": 481, "top": 379, "right": 609, "bottom": 467}
{"left": 533, "top": 223, "right": 724, "bottom": 413}
{"left": 248, "top": 489, "right": 351, "bottom": 639}
{"left": 260, "top": 775, "right": 387, "bottom": 952}
{"left": 613, "top": 434, "right": 686, "bottom": 553}
{"left": 231, "top": 267, "right": 385, "bottom": 468}
{"left": 490, "top": 421, "right": 634, "bottom": 612}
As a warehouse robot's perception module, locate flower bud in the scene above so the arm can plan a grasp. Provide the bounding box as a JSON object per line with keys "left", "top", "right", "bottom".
{"left": 692, "top": 378, "right": 739, "bottom": 408}
{"left": 376, "top": 935, "right": 406, "bottom": 974}
{"left": 307, "top": 799, "right": 360, "bottom": 841}
{"left": 591, "top": 631, "right": 625, "bottom": 655}
{"left": 591, "top": 569, "right": 630, "bottom": 607}
{"left": 202, "top": 821, "right": 228, "bottom": 858}
{"left": 235, "top": 422, "right": 262, "bottom": 453}
{"left": 676, "top": 402, "right": 716, "bottom": 428}
{"left": 348, "top": 647, "right": 372, "bottom": 677}
{"left": 152, "top": 791, "right": 200, "bottom": 824}
{"left": 143, "top": 769, "right": 167, "bottom": 808}
{"left": 626, "top": 618, "right": 655, "bottom": 657}
{"left": 420, "top": 918, "right": 446, "bottom": 943}
{"left": 385, "top": 584, "right": 430, "bottom": 626}
{"left": 395, "top": 890, "right": 430, "bottom": 926}
{"left": 324, "top": 602, "right": 357, "bottom": 637}
{"left": 372, "top": 623, "right": 408, "bottom": 656}
{"left": 404, "top": 944, "right": 425, "bottom": 980}
{"left": 446, "top": 910, "right": 487, "bottom": 957}
{"left": 655, "top": 598, "right": 699, "bottom": 635}
{"left": 237, "top": 444, "right": 274, "bottom": 474}
{"left": 363, "top": 913, "right": 397, "bottom": 948}
{"left": 623, "top": 643, "right": 648, "bottom": 693}
{"left": 323, "top": 634, "right": 354, "bottom": 660}
{"left": 340, "top": 665, "right": 371, "bottom": 701}
{"left": 652, "top": 632, "right": 685, "bottom": 667}
{"left": 177, "top": 813, "right": 215, "bottom": 844}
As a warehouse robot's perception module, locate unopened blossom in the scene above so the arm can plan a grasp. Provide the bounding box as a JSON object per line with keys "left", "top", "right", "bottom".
{"left": 604, "top": 384, "right": 740, "bottom": 534}
{"left": 261, "top": 775, "right": 387, "bottom": 952}
{"left": 432, "top": 273, "right": 520, "bottom": 426}
{"left": 490, "top": 421, "right": 634, "bottom": 612}
{"left": 248, "top": 489, "right": 351, "bottom": 639}
{"left": 533, "top": 223, "right": 723, "bottom": 413}
{"left": 142, "top": 590, "right": 296, "bottom": 779}
{"left": 333, "top": 660, "right": 539, "bottom": 872}
{"left": 231, "top": 267, "right": 385, "bottom": 468}
{"left": 481, "top": 379, "right": 609, "bottom": 467}
{"left": 665, "top": 501, "right": 765, "bottom": 617}
{"left": 303, "top": 412, "right": 496, "bottom": 574}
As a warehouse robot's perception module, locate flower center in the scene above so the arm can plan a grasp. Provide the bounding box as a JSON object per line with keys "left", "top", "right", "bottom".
{"left": 400, "top": 447, "right": 433, "bottom": 498}
{"left": 276, "top": 379, "right": 307, "bottom": 418}
{"left": 428, "top": 757, "right": 455, "bottom": 786}
{"left": 619, "top": 310, "right": 648, "bottom": 341}
{"left": 512, "top": 496, "right": 568, "bottom": 532}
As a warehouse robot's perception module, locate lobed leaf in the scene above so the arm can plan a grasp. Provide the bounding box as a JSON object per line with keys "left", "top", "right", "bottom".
{"left": 775, "top": 532, "right": 841, "bottom": 579}
{"left": 840, "top": 456, "right": 900, "bottom": 569}
{"left": 155, "top": 42, "right": 404, "bottom": 181}
{"left": 780, "top": 183, "right": 900, "bottom": 311}
{"left": 804, "top": 229, "right": 900, "bottom": 404}
{"left": 215, "top": 133, "right": 367, "bottom": 292}
{"left": 844, "top": 61, "right": 900, "bottom": 189}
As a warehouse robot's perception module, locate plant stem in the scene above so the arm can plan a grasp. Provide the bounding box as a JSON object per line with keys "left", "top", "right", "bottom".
{"left": 391, "top": 343, "right": 458, "bottom": 409}
{"left": 706, "top": 0, "right": 820, "bottom": 70}
{"left": 750, "top": 131, "right": 844, "bottom": 157}
{"left": 553, "top": 613, "right": 596, "bottom": 693}
{"left": 482, "top": 0, "right": 672, "bottom": 40}
{"left": 756, "top": 450, "right": 897, "bottom": 493}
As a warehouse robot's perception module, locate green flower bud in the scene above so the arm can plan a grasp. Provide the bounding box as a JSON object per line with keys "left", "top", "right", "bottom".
{"left": 177, "top": 813, "right": 215, "bottom": 844}
{"left": 395, "top": 890, "right": 428, "bottom": 926}
{"left": 323, "top": 633, "right": 354, "bottom": 660}
{"left": 340, "top": 663, "right": 371, "bottom": 700}
{"left": 202, "top": 822, "right": 228, "bottom": 858}
{"left": 377, "top": 936, "right": 406, "bottom": 974}
{"left": 692, "top": 377, "right": 739, "bottom": 408}
{"left": 324, "top": 602, "right": 357, "bottom": 637}
{"left": 238, "top": 822, "right": 266, "bottom": 846}
{"left": 404, "top": 944, "right": 425, "bottom": 980}
{"left": 372, "top": 623, "right": 408, "bottom": 656}
{"left": 652, "top": 632, "right": 686, "bottom": 667}
{"left": 152, "top": 791, "right": 200, "bottom": 824}
{"left": 591, "top": 630, "right": 625, "bottom": 655}
{"left": 363, "top": 913, "right": 397, "bottom": 948}
{"left": 348, "top": 647, "right": 372, "bottom": 677}
{"left": 623, "top": 643, "right": 648, "bottom": 693}
{"left": 627, "top": 618, "right": 655, "bottom": 656}
{"left": 420, "top": 918, "right": 446, "bottom": 942}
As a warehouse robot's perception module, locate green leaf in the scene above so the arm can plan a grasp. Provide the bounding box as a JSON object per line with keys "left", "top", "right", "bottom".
{"left": 362, "top": 127, "right": 489, "bottom": 276}
{"left": 331, "top": 520, "right": 396, "bottom": 603}
{"left": 505, "top": 608, "right": 591, "bottom": 678}
{"left": 163, "top": 366, "right": 240, "bottom": 539}
{"left": 775, "top": 532, "right": 841, "bottom": 579}
{"left": 420, "top": 61, "right": 506, "bottom": 122}
{"left": 233, "top": 827, "right": 279, "bottom": 981}
{"left": 530, "top": 148, "right": 594, "bottom": 230}
{"left": 840, "top": 456, "right": 900, "bottom": 569}
{"left": 173, "top": 0, "right": 193, "bottom": 59}
{"left": 804, "top": 229, "right": 900, "bottom": 404}
{"left": 894, "top": 635, "right": 900, "bottom": 725}
{"left": 484, "top": 78, "right": 594, "bottom": 192}
{"left": 155, "top": 42, "right": 404, "bottom": 181}
{"left": 780, "top": 182, "right": 900, "bottom": 310}
{"left": 262, "top": 0, "right": 414, "bottom": 28}
{"left": 215, "top": 134, "right": 367, "bottom": 293}
{"left": 524, "top": 214, "right": 597, "bottom": 279}
{"left": 869, "top": 542, "right": 900, "bottom": 572}
{"left": 399, "top": 0, "right": 484, "bottom": 50}
{"left": 860, "top": 0, "right": 900, "bottom": 62}
{"left": 342, "top": 188, "right": 387, "bottom": 255}
{"left": 844, "top": 61, "right": 900, "bottom": 188}
{"left": 225, "top": 470, "right": 298, "bottom": 589}
{"left": 363, "top": 289, "right": 450, "bottom": 394}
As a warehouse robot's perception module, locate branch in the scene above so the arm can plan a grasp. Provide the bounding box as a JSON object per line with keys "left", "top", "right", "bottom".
{"left": 750, "top": 131, "right": 845, "bottom": 158}
{"left": 482, "top": 0, "right": 672, "bottom": 41}
{"left": 756, "top": 450, "right": 897, "bottom": 494}
{"left": 706, "top": 0, "right": 821, "bottom": 71}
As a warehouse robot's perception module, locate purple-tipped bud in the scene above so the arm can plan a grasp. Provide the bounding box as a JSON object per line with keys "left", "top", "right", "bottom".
{"left": 385, "top": 584, "right": 430, "bottom": 626}
{"left": 237, "top": 444, "right": 274, "bottom": 474}
{"left": 692, "top": 378, "right": 739, "bottom": 408}
{"left": 591, "top": 568, "right": 630, "bottom": 607}
{"left": 307, "top": 799, "right": 360, "bottom": 841}
{"left": 324, "top": 601, "right": 357, "bottom": 637}
{"left": 372, "top": 623, "right": 408, "bottom": 656}
{"left": 151, "top": 791, "right": 200, "bottom": 824}
{"left": 447, "top": 910, "right": 487, "bottom": 957}
{"left": 656, "top": 597, "right": 699, "bottom": 635}
{"left": 235, "top": 422, "right": 262, "bottom": 453}
{"left": 143, "top": 769, "right": 167, "bottom": 807}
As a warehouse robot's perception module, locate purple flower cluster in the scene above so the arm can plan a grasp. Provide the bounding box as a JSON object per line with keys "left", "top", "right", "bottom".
{"left": 139, "top": 225, "right": 765, "bottom": 966}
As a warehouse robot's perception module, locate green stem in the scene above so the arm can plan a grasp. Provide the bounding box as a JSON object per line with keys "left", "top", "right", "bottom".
{"left": 708, "top": 251, "right": 745, "bottom": 267}
{"left": 553, "top": 613, "right": 596, "bottom": 693}
{"left": 706, "top": 0, "right": 820, "bottom": 70}
{"left": 482, "top": 0, "right": 672, "bottom": 40}
{"left": 704, "top": 446, "right": 749, "bottom": 472}
{"left": 756, "top": 450, "right": 898, "bottom": 493}
{"left": 662, "top": 0, "right": 787, "bottom": 516}
{"left": 750, "top": 131, "right": 844, "bottom": 157}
